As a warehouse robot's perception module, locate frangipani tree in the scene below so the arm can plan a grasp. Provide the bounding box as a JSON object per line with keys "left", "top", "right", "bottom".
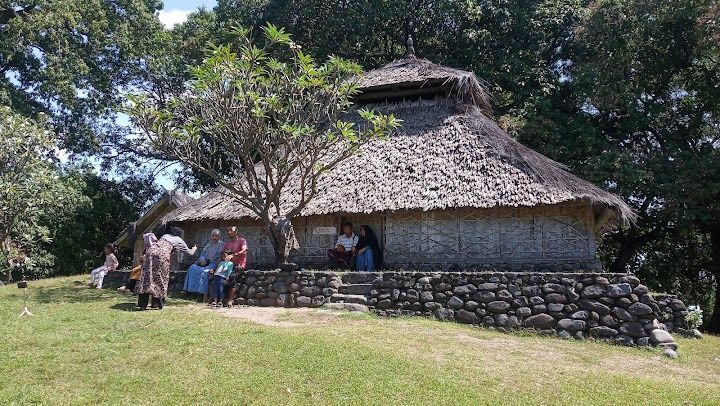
{"left": 128, "top": 24, "right": 399, "bottom": 264}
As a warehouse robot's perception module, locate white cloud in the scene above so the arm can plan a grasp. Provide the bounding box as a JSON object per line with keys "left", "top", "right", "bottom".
{"left": 157, "top": 9, "right": 191, "bottom": 29}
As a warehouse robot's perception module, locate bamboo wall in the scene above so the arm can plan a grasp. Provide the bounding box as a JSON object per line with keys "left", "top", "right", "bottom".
{"left": 174, "top": 202, "right": 595, "bottom": 268}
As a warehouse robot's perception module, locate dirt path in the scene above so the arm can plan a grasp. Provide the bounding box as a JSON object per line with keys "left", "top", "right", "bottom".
{"left": 212, "top": 306, "right": 346, "bottom": 327}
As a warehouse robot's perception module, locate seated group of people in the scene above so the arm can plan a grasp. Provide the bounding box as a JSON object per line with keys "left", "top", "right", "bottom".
{"left": 327, "top": 222, "right": 383, "bottom": 271}
{"left": 179, "top": 226, "right": 248, "bottom": 307}
{"left": 106, "top": 222, "right": 381, "bottom": 310}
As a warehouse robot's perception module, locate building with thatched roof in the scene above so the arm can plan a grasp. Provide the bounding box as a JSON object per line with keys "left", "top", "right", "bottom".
{"left": 115, "top": 189, "right": 194, "bottom": 265}
{"left": 163, "top": 56, "right": 633, "bottom": 271}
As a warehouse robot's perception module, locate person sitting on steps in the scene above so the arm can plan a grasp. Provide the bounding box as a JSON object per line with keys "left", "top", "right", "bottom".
{"left": 327, "top": 222, "right": 358, "bottom": 269}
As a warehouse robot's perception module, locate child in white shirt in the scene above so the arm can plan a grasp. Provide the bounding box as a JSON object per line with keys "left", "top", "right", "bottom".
{"left": 88, "top": 243, "right": 119, "bottom": 289}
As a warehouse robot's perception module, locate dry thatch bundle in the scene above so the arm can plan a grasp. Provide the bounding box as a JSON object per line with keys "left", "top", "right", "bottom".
{"left": 355, "top": 57, "right": 493, "bottom": 115}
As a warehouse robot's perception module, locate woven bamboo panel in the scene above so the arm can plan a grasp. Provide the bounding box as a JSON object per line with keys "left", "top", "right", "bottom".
{"left": 293, "top": 216, "right": 337, "bottom": 263}
{"left": 179, "top": 202, "right": 592, "bottom": 267}
{"left": 385, "top": 203, "right": 592, "bottom": 265}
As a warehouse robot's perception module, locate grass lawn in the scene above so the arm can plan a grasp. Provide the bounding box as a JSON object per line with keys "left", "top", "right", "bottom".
{"left": 2, "top": 276, "right": 720, "bottom": 405}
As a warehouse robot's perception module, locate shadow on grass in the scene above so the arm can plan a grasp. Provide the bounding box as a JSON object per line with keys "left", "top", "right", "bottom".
{"left": 30, "top": 280, "right": 118, "bottom": 304}
{"left": 27, "top": 279, "right": 199, "bottom": 310}
{"left": 110, "top": 302, "right": 137, "bottom": 311}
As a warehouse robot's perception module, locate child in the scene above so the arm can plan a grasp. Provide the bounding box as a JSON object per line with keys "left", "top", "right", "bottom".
{"left": 118, "top": 255, "right": 143, "bottom": 294}
{"left": 209, "top": 251, "right": 235, "bottom": 307}
{"left": 89, "top": 243, "right": 119, "bottom": 289}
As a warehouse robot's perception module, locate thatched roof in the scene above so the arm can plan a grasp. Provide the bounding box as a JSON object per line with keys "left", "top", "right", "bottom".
{"left": 164, "top": 98, "right": 634, "bottom": 224}
{"left": 115, "top": 189, "right": 194, "bottom": 247}
{"left": 355, "top": 57, "right": 493, "bottom": 114}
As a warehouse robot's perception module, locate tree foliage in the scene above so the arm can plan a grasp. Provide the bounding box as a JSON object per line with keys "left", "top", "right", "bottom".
{"left": 130, "top": 24, "right": 399, "bottom": 262}
{"left": 47, "top": 170, "right": 162, "bottom": 276}
{"left": 0, "top": 0, "right": 164, "bottom": 153}
{"left": 0, "top": 107, "right": 85, "bottom": 280}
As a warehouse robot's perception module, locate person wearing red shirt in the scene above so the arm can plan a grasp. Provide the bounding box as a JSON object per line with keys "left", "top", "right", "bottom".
{"left": 222, "top": 226, "right": 247, "bottom": 307}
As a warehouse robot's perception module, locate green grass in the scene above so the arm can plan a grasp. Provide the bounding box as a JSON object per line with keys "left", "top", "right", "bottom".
{"left": 2, "top": 276, "right": 720, "bottom": 405}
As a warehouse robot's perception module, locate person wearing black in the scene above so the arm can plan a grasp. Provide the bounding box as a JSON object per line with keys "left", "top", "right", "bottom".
{"left": 354, "top": 225, "right": 383, "bottom": 271}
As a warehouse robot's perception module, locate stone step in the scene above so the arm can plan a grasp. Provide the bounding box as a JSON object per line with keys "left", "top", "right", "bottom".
{"left": 330, "top": 293, "right": 368, "bottom": 305}
{"left": 341, "top": 273, "right": 381, "bottom": 284}
{"left": 322, "top": 302, "right": 369, "bottom": 312}
{"left": 340, "top": 283, "right": 373, "bottom": 295}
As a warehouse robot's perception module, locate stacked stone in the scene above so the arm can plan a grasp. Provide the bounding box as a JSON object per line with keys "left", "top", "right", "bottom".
{"left": 367, "top": 272, "right": 680, "bottom": 351}
{"left": 653, "top": 294, "right": 690, "bottom": 331}
{"left": 398, "top": 261, "right": 603, "bottom": 273}
{"left": 232, "top": 270, "right": 342, "bottom": 308}
{"left": 225, "top": 269, "right": 685, "bottom": 353}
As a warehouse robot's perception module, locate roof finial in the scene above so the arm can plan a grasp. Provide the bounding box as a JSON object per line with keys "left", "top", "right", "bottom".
{"left": 405, "top": 34, "right": 416, "bottom": 58}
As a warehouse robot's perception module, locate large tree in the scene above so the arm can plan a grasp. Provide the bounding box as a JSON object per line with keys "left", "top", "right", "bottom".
{"left": 0, "top": 107, "right": 84, "bottom": 281}
{"left": 0, "top": 0, "right": 164, "bottom": 153}
{"left": 512, "top": 0, "right": 720, "bottom": 329}
{"left": 129, "top": 25, "right": 398, "bottom": 263}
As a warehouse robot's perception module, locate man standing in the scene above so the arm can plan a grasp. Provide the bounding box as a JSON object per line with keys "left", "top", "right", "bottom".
{"left": 222, "top": 226, "right": 247, "bottom": 307}
{"left": 327, "top": 222, "right": 358, "bottom": 269}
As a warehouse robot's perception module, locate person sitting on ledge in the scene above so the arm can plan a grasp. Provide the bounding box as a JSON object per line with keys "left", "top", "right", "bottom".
{"left": 182, "top": 228, "right": 224, "bottom": 300}
{"left": 355, "top": 225, "right": 382, "bottom": 272}
{"left": 327, "top": 222, "right": 358, "bottom": 269}
{"left": 88, "top": 243, "right": 119, "bottom": 289}
{"left": 208, "top": 251, "right": 235, "bottom": 307}
{"left": 118, "top": 255, "right": 144, "bottom": 294}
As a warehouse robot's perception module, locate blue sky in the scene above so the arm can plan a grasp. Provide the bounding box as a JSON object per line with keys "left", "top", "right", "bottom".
{"left": 158, "top": 0, "right": 217, "bottom": 28}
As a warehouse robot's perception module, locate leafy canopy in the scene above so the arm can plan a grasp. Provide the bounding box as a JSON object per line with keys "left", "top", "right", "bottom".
{"left": 0, "top": 0, "right": 164, "bottom": 153}
{"left": 0, "top": 107, "right": 85, "bottom": 278}
{"left": 129, "top": 23, "right": 399, "bottom": 261}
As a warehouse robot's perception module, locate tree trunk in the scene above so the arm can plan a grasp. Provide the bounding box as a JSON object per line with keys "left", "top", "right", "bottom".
{"left": 608, "top": 227, "right": 660, "bottom": 273}
{"left": 706, "top": 225, "right": 720, "bottom": 333}
{"left": 609, "top": 237, "right": 638, "bottom": 273}
{"left": 1, "top": 234, "right": 11, "bottom": 283}
{"left": 266, "top": 217, "right": 300, "bottom": 265}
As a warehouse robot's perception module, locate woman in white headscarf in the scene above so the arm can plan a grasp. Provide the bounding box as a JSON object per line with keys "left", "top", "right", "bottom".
{"left": 182, "top": 229, "right": 224, "bottom": 298}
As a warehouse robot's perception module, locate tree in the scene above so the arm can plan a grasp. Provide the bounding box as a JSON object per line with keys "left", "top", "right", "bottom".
{"left": 0, "top": 107, "right": 84, "bottom": 281}
{"left": 47, "top": 170, "right": 162, "bottom": 276}
{"left": 128, "top": 25, "right": 399, "bottom": 264}
{"left": 0, "top": 0, "right": 164, "bottom": 153}
{"left": 512, "top": 0, "right": 720, "bottom": 330}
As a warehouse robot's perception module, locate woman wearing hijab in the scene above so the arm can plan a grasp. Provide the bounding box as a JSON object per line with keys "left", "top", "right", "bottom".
{"left": 354, "top": 225, "right": 383, "bottom": 272}
{"left": 182, "top": 229, "right": 224, "bottom": 298}
{"left": 135, "top": 226, "right": 197, "bottom": 310}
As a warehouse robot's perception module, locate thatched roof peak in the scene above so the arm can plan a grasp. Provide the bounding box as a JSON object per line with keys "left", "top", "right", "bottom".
{"left": 356, "top": 57, "right": 492, "bottom": 114}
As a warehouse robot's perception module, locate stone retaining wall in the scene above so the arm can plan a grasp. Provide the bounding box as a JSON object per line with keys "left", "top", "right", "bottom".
{"left": 104, "top": 269, "right": 688, "bottom": 349}
{"left": 230, "top": 270, "right": 687, "bottom": 349}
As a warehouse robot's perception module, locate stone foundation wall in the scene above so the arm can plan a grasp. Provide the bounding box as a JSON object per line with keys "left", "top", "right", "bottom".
{"left": 231, "top": 270, "right": 687, "bottom": 348}
{"left": 104, "top": 269, "right": 688, "bottom": 349}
